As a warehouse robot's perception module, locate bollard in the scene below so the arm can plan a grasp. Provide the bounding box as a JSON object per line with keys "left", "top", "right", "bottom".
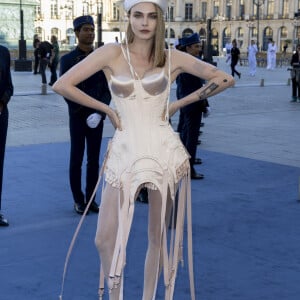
{"left": 41, "top": 84, "right": 47, "bottom": 95}
{"left": 260, "top": 78, "right": 264, "bottom": 87}
{"left": 287, "top": 78, "right": 291, "bottom": 86}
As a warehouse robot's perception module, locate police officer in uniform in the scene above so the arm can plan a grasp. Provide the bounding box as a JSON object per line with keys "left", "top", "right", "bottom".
{"left": 59, "top": 16, "right": 111, "bottom": 214}
{"left": 290, "top": 44, "right": 300, "bottom": 102}
{"left": 0, "top": 45, "right": 14, "bottom": 226}
{"left": 176, "top": 33, "right": 209, "bottom": 179}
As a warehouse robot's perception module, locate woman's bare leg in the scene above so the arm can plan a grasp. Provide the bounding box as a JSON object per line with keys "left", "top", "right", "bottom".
{"left": 95, "top": 184, "right": 122, "bottom": 300}
{"left": 142, "top": 189, "right": 163, "bottom": 300}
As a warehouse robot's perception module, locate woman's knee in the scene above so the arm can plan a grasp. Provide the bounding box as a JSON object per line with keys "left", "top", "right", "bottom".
{"left": 95, "top": 218, "right": 118, "bottom": 254}
{"left": 95, "top": 228, "right": 113, "bottom": 253}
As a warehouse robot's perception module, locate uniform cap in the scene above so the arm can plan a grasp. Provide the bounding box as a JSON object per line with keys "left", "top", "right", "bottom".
{"left": 73, "top": 15, "right": 94, "bottom": 30}
{"left": 180, "top": 33, "right": 200, "bottom": 47}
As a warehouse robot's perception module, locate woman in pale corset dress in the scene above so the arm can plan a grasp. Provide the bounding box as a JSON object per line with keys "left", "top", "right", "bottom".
{"left": 53, "top": 0, "right": 234, "bottom": 299}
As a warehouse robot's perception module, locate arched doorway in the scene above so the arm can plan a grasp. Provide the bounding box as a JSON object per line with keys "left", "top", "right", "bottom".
{"left": 211, "top": 27, "right": 219, "bottom": 55}
{"left": 51, "top": 28, "right": 59, "bottom": 40}
{"left": 165, "top": 28, "right": 175, "bottom": 38}
{"left": 223, "top": 27, "right": 232, "bottom": 49}
{"left": 34, "top": 27, "right": 43, "bottom": 40}
{"left": 263, "top": 27, "right": 273, "bottom": 51}
{"left": 182, "top": 28, "right": 194, "bottom": 37}
{"left": 199, "top": 28, "right": 206, "bottom": 42}
{"left": 66, "top": 28, "right": 75, "bottom": 46}
{"left": 236, "top": 27, "right": 244, "bottom": 50}
{"left": 279, "top": 26, "right": 288, "bottom": 52}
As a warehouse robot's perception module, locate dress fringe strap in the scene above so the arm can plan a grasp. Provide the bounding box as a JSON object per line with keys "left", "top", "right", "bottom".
{"left": 58, "top": 141, "right": 111, "bottom": 300}
{"left": 162, "top": 172, "right": 195, "bottom": 300}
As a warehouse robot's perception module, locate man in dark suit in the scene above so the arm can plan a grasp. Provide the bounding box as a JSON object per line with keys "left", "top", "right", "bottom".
{"left": 59, "top": 16, "right": 111, "bottom": 215}
{"left": 0, "top": 45, "right": 14, "bottom": 226}
{"left": 176, "top": 33, "right": 209, "bottom": 180}
{"left": 290, "top": 44, "right": 300, "bottom": 102}
{"left": 230, "top": 39, "right": 241, "bottom": 78}
{"left": 38, "top": 40, "right": 53, "bottom": 91}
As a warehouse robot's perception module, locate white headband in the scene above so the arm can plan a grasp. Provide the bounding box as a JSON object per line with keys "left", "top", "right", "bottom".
{"left": 124, "top": 0, "right": 168, "bottom": 13}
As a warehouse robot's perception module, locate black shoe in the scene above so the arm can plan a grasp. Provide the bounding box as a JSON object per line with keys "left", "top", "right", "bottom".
{"left": 0, "top": 213, "right": 9, "bottom": 226}
{"left": 74, "top": 202, "right": 88, "bottom": 215}
{"left": 194, "top": 158, "right": 202, "bottom": 165}
{"left": 197, "top": 140, "right": 202, "bottom": 145}
{"left": 48, "top": 82, "right": 53, "bottom": 86}
{"left": 191, "top": 169, "right": 204, "bottom": 180}
{"left": 88, "top": 201, "right": 99, "bottom": 213}
{"left": 238, "top": 73, "right": 241, "bottom": 79}
{"left": 136, "top": 188, "right": 148, "bottom": 203}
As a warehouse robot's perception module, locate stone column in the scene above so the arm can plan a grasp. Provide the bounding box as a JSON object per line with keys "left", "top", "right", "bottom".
{"left": 174, "top": 0, "right": 184, "bottom": 21}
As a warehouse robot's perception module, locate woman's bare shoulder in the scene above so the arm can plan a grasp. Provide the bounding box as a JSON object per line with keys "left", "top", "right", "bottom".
{"left": 92, "top": 43, "right": 123, "bottom": 69}
{"left": 167, "top": 48, "right": 192, "bottom": 65}
{"left": 96, "top": 43, "right": 128, "bottom": 77}
{"left": 98, "top": 43, "right": 122, "bottom": 56}
{"left": 166, "top": 49, "right": 193, "bottom": 73}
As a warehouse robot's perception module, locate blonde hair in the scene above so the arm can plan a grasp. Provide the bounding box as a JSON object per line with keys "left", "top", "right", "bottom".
{"left": 125, "top": 4, "right": 166, "bottom": 67}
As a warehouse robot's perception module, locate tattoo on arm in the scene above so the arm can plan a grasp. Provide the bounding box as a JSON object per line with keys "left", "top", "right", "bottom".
{"left": 197, "top": 82, "right": 219, "bottom": 100}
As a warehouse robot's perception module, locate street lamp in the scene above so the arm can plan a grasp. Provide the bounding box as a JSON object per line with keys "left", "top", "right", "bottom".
{"left": 15, "top": 0, "right": 32, "bottom": 71}
{"left": 97, "top": 0, "right": 103, "bottom": 47}
{"left": 292, "top": 18, "right": 300, "bottom": 50}
{"left": 204, "top": 19, "right": 217, "bottom": 66}
{"left": 253, "top": 0, "right": 265, "bottom": 51}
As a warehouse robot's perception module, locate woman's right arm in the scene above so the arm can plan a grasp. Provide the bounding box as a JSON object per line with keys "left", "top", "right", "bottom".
{"left": 53, "top": 43, "right": 121, "bottom": 129}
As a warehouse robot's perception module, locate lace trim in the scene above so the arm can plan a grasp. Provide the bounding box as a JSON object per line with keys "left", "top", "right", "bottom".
{"left": 176, "top": 159, "right": 190, "bottom": 181}
{"left": 105, "top": 167, "right": 122, "bottom": 189}
{"left": 142, "top": 182, "right": 158, "bottom": 190}
{"left": 104, "top": 158, "right": 189, "bottom": 191}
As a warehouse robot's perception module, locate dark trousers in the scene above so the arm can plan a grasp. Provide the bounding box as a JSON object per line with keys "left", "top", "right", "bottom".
{"left": 49, "top": 60, "right": 58, "bottom": 85}
{"left": 33, "top": 56, "right": 40, "bottom": 74}
{"left": 69, "top": 112, "right": 104, "bottom": 205}
{"left": 292, "top": 78, "right": 300, "bottom": 98}
{"left": 178, "top": 106, "right": 202, "bottom": 166}
{"left": 33, "top": 51, "right": 40, "bottom": 74}
{"left": 231, "top": 61, "right": 240, "bottom": 77}
{"left": 40, "top": 58, "right": 49, "bottom": 84}
{"left": 0, "top": 106, "right": 8, "bottom": 209}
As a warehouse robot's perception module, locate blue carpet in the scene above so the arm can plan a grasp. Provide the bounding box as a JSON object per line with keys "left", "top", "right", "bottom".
{"left": 0, "top": 139, "right": 299, "bottom": 300}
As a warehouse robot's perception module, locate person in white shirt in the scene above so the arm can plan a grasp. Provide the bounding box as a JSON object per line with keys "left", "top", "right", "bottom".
{"left": 225, "top": 41, "right": 232, "bottom": 64}
{"left": 267, "top": 39, "right": 277, "bottom": 70}
{"left": 248, "top": 40, "right": 258, "bottom": 76}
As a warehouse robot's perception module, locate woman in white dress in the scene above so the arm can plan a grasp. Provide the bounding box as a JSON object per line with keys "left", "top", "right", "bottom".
{"left": 267, "top": 39, "right": 277, "bottom": 70}
{"left": 53, "top": 1, "right": 234, "bottom": 299}
{"left": 248, "top": 40, "right": 258, "bottom": 76}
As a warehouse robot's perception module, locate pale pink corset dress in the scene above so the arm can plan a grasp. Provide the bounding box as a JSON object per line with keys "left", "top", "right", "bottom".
{"left": 59, "top": 49, "right": 196, "bottom": 300}
{"left": 97, "top": 48, "right": 196, "bottom": 300}
{"left": 105, "top": 71, "right": 190, "bottom": 197}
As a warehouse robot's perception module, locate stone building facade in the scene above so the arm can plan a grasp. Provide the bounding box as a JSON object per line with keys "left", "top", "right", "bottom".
{"left": 2, "top": 0, "right": 300, "bottom": 54}
{"left": 0, "top": 0, "right": 38, "bottom": 48}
